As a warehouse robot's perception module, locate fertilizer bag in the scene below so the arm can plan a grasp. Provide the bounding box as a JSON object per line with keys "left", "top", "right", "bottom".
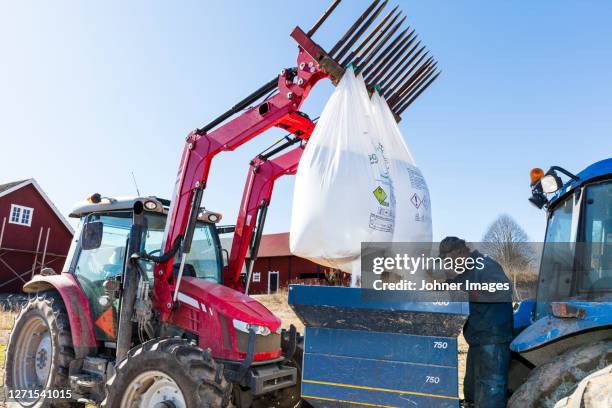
{"left": 370, "top": 91, "right": 432, "bottom": 243}
{"left": 290, "top": 70, "right": 395, "bottom": 273}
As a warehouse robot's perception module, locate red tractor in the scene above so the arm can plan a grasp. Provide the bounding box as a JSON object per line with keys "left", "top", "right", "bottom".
{"left": 4, "top": 1, "right": 439, "bottom": 406}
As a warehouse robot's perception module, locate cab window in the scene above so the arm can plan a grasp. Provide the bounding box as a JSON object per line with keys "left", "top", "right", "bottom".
{"left": 144, "top": 213, "right": 222, "bottom": 282}
{"left": 536, "top": 196, "right": 575, "bottom": 317}
{"left": 74, "top": 212, "right": 131, "bottom": 283}
{"left": 577, "top": 182, "right": 612, "bottom": 295}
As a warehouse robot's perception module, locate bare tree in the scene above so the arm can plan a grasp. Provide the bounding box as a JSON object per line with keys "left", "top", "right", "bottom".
{"left": 482, "top": 214, "right": 536, "bottom": 299}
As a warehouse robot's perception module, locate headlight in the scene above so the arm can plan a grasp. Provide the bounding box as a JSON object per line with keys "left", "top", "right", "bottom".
{"left": 233, "top": 319, "right": 271, "bottom": 336}
{"left": 541, "top": 174, "right": 562, "bottom": 194}
{"left": 144, "top": 200, "right": 158, "bottom": 210}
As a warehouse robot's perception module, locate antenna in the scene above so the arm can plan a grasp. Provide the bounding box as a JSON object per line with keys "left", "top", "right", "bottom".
{"left": 131, "top": 171, "right": 141, "bottom": 196}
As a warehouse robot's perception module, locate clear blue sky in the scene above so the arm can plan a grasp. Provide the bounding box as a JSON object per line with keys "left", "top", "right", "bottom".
{"left": 1, "top": 1, "right": 611, "bottom": 242}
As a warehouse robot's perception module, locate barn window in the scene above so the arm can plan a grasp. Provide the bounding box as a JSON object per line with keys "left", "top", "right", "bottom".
{"left": 9, "top": 204, "right": 33, "bottom": 227}
{"left": 253, "top": 272, "right": 261, "bottom": 282}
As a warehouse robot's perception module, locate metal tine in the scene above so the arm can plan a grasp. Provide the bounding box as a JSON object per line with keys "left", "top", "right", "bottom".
{"left": 329, "top": 0, "right": 382, "bottom": 58}
{"left": 387, "top": 57, "right": 434, "bottom": 105}
{"left": 307, "top": 0, "right": 343, "bottom": 37}
{"left": 395, "top": 71, "right": 441, "bottom": 115}
{"left": 371, "top": 34, "right": 417, "bottom": 87}
{"left": 365, "top": 28, "right": 414, "bottom": 85}
{"left": 384, "top": 51, "right": 429, "bottom": 99}
{"left": 334, "top": 0, "right": 388, "bottom": 62}
{"left": 361, "top": 27, "right": 409, "bottom": 81}
{"left": 392, "top": 62, "right": 437, "bottom": 109}
{"left": 397, "top": 68, "right": 439, "bottom": 110}
{"left": 346, "top": 8, "right": 401, "bottom": 67}
{"left": 378, "top": 40, "right": 421, "bottom": 88}
{"left": 390, "top": 58, "right": 436, "bottom": 105}
{"left": 356, "top": 15, "right": 406, "bottom": 75}
{"left": 340, "top": 5, "right": 399, "bottom": 66}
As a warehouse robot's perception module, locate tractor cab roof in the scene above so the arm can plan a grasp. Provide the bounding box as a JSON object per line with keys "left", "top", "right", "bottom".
{"left": 70, "top": 196, "right": 168, "bottom": 218}
{"left": 70, "top": 195, "right": 222, "bottom": 223}
{"left": 549, "top": 158, "right": 612, "bottom": 207}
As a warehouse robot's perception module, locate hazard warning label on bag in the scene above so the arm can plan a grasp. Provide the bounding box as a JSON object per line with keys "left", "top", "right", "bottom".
{"left": 410, "top": 193, "right": 422, "bottom": 209}
{"left": 373, "top": 186, "right": 388, "bottom": 205}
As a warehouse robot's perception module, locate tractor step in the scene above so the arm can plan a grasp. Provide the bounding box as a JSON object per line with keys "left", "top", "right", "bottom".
{"left": 69, "top": 356, "right": 110, "bottom": 402}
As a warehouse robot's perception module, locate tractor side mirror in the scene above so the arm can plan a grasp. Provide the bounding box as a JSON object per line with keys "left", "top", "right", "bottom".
{"left": 82, "top": 220, "right": 104, "bottom": 250}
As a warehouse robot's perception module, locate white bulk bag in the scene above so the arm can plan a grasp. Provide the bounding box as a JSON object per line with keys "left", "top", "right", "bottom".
{"left": 290, "top": 70, "right": 432, "bottom": 285}
{"left": 370, "top": 91, "right": 432, "bottom": 243}
{"left": 290, "top": 70, "right": 394, "bottom": 276}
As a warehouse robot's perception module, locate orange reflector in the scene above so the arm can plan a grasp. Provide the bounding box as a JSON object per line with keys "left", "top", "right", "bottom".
{"left": 95, "top": 306, "right": 116, "bottom": 338}
{"left": 530, "top": 168, "right": 544, "bottom": 185}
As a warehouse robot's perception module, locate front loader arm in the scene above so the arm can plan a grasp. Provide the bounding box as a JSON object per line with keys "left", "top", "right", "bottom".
{"left": 226, "top": 144, "right": 307, "bottom": 290}
{"left": 154, "top": 32, "right": 329, "bottom": 318}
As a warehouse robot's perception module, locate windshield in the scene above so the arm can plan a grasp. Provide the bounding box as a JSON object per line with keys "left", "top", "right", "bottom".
{"left": 537, "top": 180, "right": 612, "bottom": 316}
{"left": 576, "top": 181, "right": 612, "bottom": 296}
{"left": 144, "top": 213, "right": 222, "bottom": 283}
{"left": 536, "top": 195, "right": 575, "bottom": 316}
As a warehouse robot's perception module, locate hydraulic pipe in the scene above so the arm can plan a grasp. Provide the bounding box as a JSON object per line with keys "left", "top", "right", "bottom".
{"left": 196, "top": 75, "right": 284, "bottom": 135}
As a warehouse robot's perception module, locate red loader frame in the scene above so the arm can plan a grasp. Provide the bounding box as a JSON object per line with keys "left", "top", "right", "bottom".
{"left": 154, "top": 28, "right": 331, "bottom": 320}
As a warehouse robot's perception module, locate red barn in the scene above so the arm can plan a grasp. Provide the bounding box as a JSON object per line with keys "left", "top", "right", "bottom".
{"left": 222, "top": 232, "right": 349, "bottom": 295}
{"left": 0, "top": 179, "right": 73, "bottom": 293}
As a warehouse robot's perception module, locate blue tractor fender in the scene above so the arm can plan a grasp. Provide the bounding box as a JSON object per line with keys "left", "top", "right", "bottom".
{"left": 510, "top": 301, "right": 612, "bottom": 365}
{"left": 513, "top": 299, "right": 536, "bottom": 333}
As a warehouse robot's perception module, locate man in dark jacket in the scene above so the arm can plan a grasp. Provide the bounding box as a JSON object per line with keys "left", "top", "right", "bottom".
{"left": 439, "top": 237, "right": 514, "bottom": 408}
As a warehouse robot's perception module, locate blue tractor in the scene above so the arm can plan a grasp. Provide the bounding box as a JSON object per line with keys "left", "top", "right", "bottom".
{"left": 507, "top": 158, "right": 612, "bottom": 407}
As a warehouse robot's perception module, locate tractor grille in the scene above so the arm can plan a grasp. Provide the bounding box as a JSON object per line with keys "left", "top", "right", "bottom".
{"left": 236, "top": 331, "right": 281, "bottom": 354}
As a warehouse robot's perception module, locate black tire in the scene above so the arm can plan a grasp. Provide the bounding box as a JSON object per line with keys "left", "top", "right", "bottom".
{"left": 101, "top": 337, "right": 233, "bottom": 408}
{"left": 4, "top": 292, "right": 83, "bottom": 408}
{"left": 508, "top": 340, "right": 612, "bottom": 408}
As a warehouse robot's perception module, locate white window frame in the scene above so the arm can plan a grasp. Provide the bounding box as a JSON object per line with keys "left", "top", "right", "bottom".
{"left": 252, "top": 272, "right": 261, "bottom": 283}
{"left": 268, "top": 271, "right": 279, "bottom": 294}
{"left": 9, "top": 204, "right": 33, "bottom": 227}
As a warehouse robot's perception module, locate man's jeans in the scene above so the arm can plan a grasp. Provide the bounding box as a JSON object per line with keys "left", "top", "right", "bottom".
{"left": 464, "top": 343, "right": 510, "bottom": 408}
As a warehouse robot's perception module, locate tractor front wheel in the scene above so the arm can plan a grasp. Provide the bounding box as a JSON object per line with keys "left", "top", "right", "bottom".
{"left": 101, "top": 338, "right": 232, "bottom": 408}
{"left": 4, "top": 292, "right": 83, "bottom": 408}
{"left": 508, "top": 340, "right": 612, "bottom": 408}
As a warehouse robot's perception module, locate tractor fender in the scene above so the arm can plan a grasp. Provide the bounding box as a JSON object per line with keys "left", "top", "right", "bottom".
{"left": 23, "top": 273, "right": 97, "bottom": 358}
{"left": 510, "top": 301, "right": 612, "bottom": 366}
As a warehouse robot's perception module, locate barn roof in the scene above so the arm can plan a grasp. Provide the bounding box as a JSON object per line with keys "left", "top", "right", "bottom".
{"left": 219, "top": 232, "right": 291, "bottom": 258}
{"left": 0, "top": 180, "right": 29, "bottom": 194}
{"left": 258, "top": 232, "right": 291, "bottom": 257}
{"left": 0, "top": 179, "right": 74, "bottom": 234}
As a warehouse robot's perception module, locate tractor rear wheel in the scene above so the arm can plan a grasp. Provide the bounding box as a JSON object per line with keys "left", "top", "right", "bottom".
{"left": 100, "top": 338, "right": 232, "bottom": 408}
{"left": 508, "top": 340, "right": 612, "bottom": 408}
{"left": 4, "top": 292, "right": 83, "bottom": 408}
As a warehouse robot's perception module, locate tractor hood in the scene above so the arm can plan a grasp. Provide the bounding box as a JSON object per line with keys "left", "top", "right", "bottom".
{"left": 177, "top": 277, "right": 281, "bottom": 332}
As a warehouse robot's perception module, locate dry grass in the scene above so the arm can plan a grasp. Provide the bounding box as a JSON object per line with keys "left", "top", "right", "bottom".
{"left": 0, "top": 308, "right": 16, "bottom": 407}
{"left": 253, "top": 288, "right": 304, "bottom": 333}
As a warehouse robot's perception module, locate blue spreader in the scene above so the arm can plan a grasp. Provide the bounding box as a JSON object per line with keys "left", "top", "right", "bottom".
{"left": 288, "top": 285, "right": 469, "bottom": 407}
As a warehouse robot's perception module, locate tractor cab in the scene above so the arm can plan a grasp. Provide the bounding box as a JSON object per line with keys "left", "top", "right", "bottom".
{"left": 511, "top": 158, "right": 612, "bottom": 366}
{"left": 529, "top": 159, "right": 612, "bottom": 316}
{"left": 65, "top": 195, "right": 225, "bottom": 341}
